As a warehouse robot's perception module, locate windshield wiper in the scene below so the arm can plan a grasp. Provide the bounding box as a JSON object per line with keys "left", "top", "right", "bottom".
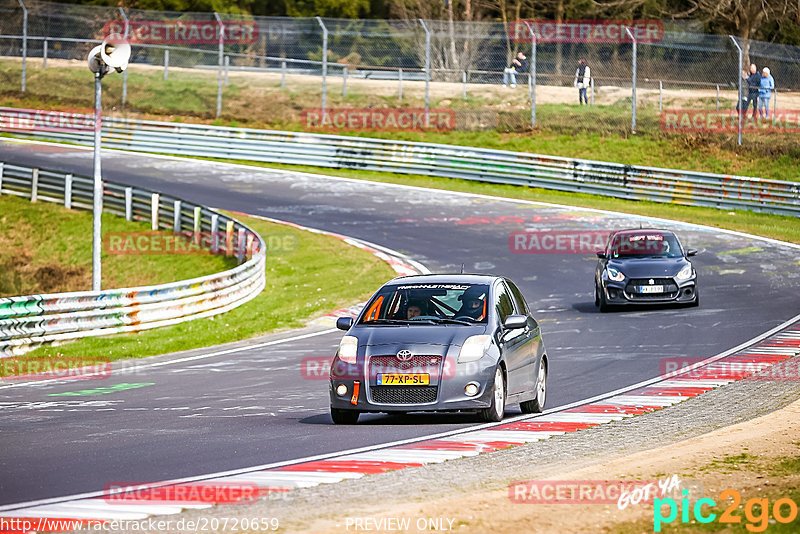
{"left": 365, "top": 318, "right": 438, "bottom": 325}
{"left": 426, "top": 317, "right": 475, "bottom": 325}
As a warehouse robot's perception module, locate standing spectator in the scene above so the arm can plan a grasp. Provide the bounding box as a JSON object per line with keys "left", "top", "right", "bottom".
{"left": 740, "top": 63, "right": 760, "bottom": 117}
{"left": 574, "top": 59, "right": 591, "bottom": 105}
{"left": 758, "top": 67, "right": 775, "bottom": 119}
{"left": 503, "top": 52, "right": 528, "bottom": 88}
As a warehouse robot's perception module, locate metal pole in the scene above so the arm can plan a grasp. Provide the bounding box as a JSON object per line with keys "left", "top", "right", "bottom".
{"left": 224, "top": 55, "right": 230, "bottom": 86}
{"left": 316, "top": 17, "right": 328, "bottom": 117}
{"left": 716, "top": 85, "right": 719, "bottom": 111}
{"left": 462, "top": 70, "right": 466, "bottom": 100}
{"left": 164, "top": 49, "right": 169, "bottom": 80}
{"left": 419, "top": 19, "right": 430, "bottom": 127}
{"left": 342, "top": 66, "right": 347, "bottom": 97}
{"left": 524, "top": 21, "right": 536, "bottom": 128}
{"left": 658, "top": 80, "right": 662, "bottom": 110}
{"left": 119, "top": 7, "right": 129, "bottom": 108}
{"left": 625, "top": 27, "right": 637, "bottom": 134}
{"left": 214, "top": 12, "right": 224, "bottom": 118}
{"left": 17, "top": 0, "right": 27, "bottom": 92}
{"left": 92, "top": 72, "right": 103, "bottom": 291}
{"left": 43, "top": 39, "right": 47, "bottom": 70}
{"left": 398, "top": 68, "right": 403, "bottom": 100}
{"left": 590, "top": 77, "right": 594, "bottom": 105}
{"left": 281, "top": 61, "right": 286, "bottom": 89}
{"left": 729, "top": 35, "right": 743, "bottom": 145}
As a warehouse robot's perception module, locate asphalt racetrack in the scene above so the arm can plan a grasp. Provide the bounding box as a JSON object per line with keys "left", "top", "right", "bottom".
{"left": 1, "top": 140, "right": 799, "bottom": 506}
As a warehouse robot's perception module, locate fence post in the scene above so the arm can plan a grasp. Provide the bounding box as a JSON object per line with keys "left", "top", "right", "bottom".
{"left": 658, "top": 80, "right": 662, "bottom": 110}
{"left": 398, "top": 68, "right": 403, "bottom": 100}
{"left": 0, "top": 162, "right": 4, "bottom": 194}
{"left": 281, "top": 61, "right": 286, "bottom": 89}
{"left": 17, "top": 0, "right": 27, "bottom": 92}
{"left": 214, "top": 12, "right": 224, "bottom": 118}
{"left": 64, "top": 173, "right": 73, "bottom": 209}
{"left": 729, "top": 35, "right": 743, "bottom": 146}
{"left": 173, "top": 200, "right": 181, "bottom": 233}
{"left": 193, "top": 206, "right": 202, "bottom": 243}
{"left": 773, "top": 89, "right": 777, "bottom": 118}
{"left": 342, "top": 66, "right": 347, "bottom": 97}
{"left": 30, "top": 168, "right": 38, "bottom": 202}
{"left": 625, "top": 26, "right": 637, "bottom": 134}
{"left": 523, "top": 21, "right": 536, "bottom": 128}
{"left": 462, "top": 70, "right": 467, "bottom": 100}
{"left": 224, "top": 55, "right": 230, "bottom": 86}
{"left": 419, "top": 19, "right": 431, "bottom": 127}
{"left": 43, "top": 39, "right": 47, "bottom": 70}
{"left": 591, "top": 77, "right": 594, "bottom": 105}
{"left": 211, "top": 213, "right": 219, "bottom": 254}
{"left": 124, "top": 187, "right": 132, "bottom": 221}
{"left": 316, "top": 17, "right": 328, "bottom": 119}
{"left": 164, "top": 49, "right": 169, "bottom": 80}
{"left": 237, "top": 227, "right": 246, "bottom": 263}
{"left": 118, "top": 7, "right": 129, "bottom": 108}
{"left": 225, "top": 220, "right": 234, "bottom": 255}
{"left": 151, "top": 193, "right": 160, "bottom": 230}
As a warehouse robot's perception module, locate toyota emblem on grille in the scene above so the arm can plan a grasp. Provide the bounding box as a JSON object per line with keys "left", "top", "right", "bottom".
{"left": 396, "top": 350, "right": 413, "bottom": 361}
{"left": 649, "top": 279, "right": 655, "bottom": 285}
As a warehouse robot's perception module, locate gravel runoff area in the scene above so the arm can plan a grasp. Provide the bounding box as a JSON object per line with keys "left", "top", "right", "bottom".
{"left": 96, "top": 351, "right": 800, "bottom": 534}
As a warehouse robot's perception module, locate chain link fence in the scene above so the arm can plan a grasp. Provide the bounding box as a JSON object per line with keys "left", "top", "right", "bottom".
{"left": 1, "top": 0, "right": 800, "bottom": 145}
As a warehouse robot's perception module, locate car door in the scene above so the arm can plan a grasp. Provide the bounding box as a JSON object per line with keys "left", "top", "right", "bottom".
{"left": 507, "top": 279, "right": 539, "bottom": 394}
{"left": 495, "top": 281, "right": 528, "bottom": 396}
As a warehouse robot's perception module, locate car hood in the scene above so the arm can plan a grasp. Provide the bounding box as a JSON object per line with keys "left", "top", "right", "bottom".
{"left": 609, "top": 257, "right": 689, "bottom": 278}
{"left": 352, "top": 324, "right": 486, "bottom": 348}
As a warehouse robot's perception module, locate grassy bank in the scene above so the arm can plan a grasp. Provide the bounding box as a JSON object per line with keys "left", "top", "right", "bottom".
{"left": 15, "top": 212, "right": 396, "bottom": 364}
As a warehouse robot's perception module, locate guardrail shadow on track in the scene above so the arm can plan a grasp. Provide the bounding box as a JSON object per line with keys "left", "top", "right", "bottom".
{"left": 0, "top": 160, "right": 266, "bottom": 357}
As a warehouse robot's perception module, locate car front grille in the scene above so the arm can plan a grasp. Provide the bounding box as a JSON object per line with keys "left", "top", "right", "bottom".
{"left": 625, "top": 278, "right": 679, "bottom": 300}
{"left": 369, "top": 355, "right": 442, "bottom": 376}
{"left": 370, "top": 385, "right": 438, "bottom": 404}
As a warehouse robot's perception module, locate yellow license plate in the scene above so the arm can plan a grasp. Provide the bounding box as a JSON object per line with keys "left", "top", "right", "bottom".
{"left": 377, "top": 373, "right": 430, "bottom": 385}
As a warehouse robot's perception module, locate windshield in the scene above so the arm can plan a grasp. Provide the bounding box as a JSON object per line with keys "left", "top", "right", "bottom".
{"left": 609, "top": 232, "right": 683, "bottom": 259}
{"left": 359, "top": 283, "right": 490, "bottom": 325}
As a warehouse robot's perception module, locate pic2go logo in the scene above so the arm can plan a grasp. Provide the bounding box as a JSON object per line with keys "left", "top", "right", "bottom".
{"left": 654, "top": 489, "right": 799, "bottom": 532}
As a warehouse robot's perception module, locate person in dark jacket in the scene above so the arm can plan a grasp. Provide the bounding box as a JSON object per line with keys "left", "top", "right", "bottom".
{"left": 503, "top": 52, "right": 528, "bottom": 88}
{"left": 740, "top": 64, "right": 760, "bottom": 117}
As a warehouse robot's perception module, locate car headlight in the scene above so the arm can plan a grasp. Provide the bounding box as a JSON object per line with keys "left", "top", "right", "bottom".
{"left": 337, "top": 336, "right": 358, "bottom": 364}
{"left": 606, "top": 266, "right": 625, "bottom": 282}
{"left": 458, "top": 335, "right": 492, "bottom": 363}
{"left": 676, "top": 264, "right": 694, "bottom": 281}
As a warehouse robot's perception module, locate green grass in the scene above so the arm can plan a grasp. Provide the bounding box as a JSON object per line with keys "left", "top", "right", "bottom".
{"left": 0, "top": 194, "right": 235, "bottom": 296}
{"left": 17, "top": 212, "right": 396, "bottom": 363}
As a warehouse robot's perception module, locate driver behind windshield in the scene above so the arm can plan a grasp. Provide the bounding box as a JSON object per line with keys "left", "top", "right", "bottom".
{"left": 456, "top": 287, "right": 486, "bottom": 320}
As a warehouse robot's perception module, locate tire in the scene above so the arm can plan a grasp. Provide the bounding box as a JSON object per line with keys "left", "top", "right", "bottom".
{"left": 520, "top": 360, "right": 547, "bottom": 414}
{"left": 594, "top": 284, "right": 601, "bottom": 307}
{"left": 479, "top": 366, "right": 506, "bottom": 423}
{"left": 331, "top": 408, "right": 360, "bottom": 424}
{"left": 689, "top": 291, "right": 700, "bottom": 307}
{"left": 598, "top": 286, "right": 611, "bottom": 313}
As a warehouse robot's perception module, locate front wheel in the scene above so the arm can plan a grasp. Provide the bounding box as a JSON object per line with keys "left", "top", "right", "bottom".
{"left": 520, "top": 360, "right": 547, "bottom": 413}
{"left": 478, "top": 367, "right": 506, "bottom": 422}
{"left": 598, "top": 285, "right": 611, "bottom": 313}
{"left": 331, "top": 408, "right": 360, "bottom": 424}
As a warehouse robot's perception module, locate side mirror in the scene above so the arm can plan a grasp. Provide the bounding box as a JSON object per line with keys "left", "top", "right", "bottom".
{"left": 596, "top": 251, "right": 606, "bottom": 259}
{"left": 686, "top": 249, "right": 697, "bottom": 257}
{"left": 336, "top": 317, "right": 354, "bottom": 331}
{"left": 503, "top": 315, "right": 528, "bottom": 330}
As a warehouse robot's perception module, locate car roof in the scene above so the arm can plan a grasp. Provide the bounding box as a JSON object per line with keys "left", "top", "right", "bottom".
{"left": 383, "top": 274, "right": 501, "bottom": 287}
{"left": 612, "top": 228, "right": 678, "bottom": 237}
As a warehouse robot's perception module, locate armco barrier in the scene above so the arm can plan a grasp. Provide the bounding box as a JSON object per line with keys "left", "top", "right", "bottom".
{"left": 0, "top": 160, "right": 266, "bottom": 357}
{"left": 1, "top": 108, "right": 799, "bottom": 216}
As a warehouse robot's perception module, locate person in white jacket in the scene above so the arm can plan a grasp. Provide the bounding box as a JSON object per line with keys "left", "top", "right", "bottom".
{"left": 574, "top": 59, "right": 591, "bottom": 105}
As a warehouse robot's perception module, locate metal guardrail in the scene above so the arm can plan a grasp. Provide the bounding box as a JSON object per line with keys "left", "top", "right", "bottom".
{"left": 1, "top": 107, "right": 799, "bottom": 216}
{"left": 0, "top": 159, "right": 266, "bottom": 357}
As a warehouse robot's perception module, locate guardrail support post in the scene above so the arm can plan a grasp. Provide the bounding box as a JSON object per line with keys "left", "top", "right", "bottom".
{"left": 316, "top": 17, "right": 328, "bottom": 119}
{"left": 17, "top": 0, "right": 27, "bottom": 92}
{"left": 30, "top": 168, "right": 38, "bottom": 202}
{"left": 729, "top": 35, "right": 743, "bottom": 146}
{"left": 193, "top": 206, "right": 202, "bottom": 243}
{"left": 214, "top": 12, "right": 224, "bottom": 118}
{"left": 419, "top": 19, "right": 431, "bottom": 127}
{"left": 173, "top": 200, "right": 182, "bottom": 232}
{"left": 237, "top": 227, "right": 246, "bottom": 263}
{"left": 119, "top": 7, "right": 129, "bottom": 108}
{"left": 151, "top": 193, "right": 159, "bottom": 230}
{"left": 625, "top": 26, "right": 637, "bottom": 134}
{"left": 0, "top": 162, "right": 4, "bottom": 195}
{"left": 226, "top": 220, "right": 234, "bottom": 256}
{"left": 43, "top": 39, "right": 47, "bottom": 70}
{"left": 211, "top": 213, "right": 219, "bottom": 254}
{"left": 64, "top": 173, "right": 73, "bottom": 209}
{"left": 164, "top": 49, "right": 169, "bottom": 80}
{"left": 124, "top": 187, "right": 132, "bottom": 220}
{"left": 246, "top": 233, "right": 254, "bottom": 259}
